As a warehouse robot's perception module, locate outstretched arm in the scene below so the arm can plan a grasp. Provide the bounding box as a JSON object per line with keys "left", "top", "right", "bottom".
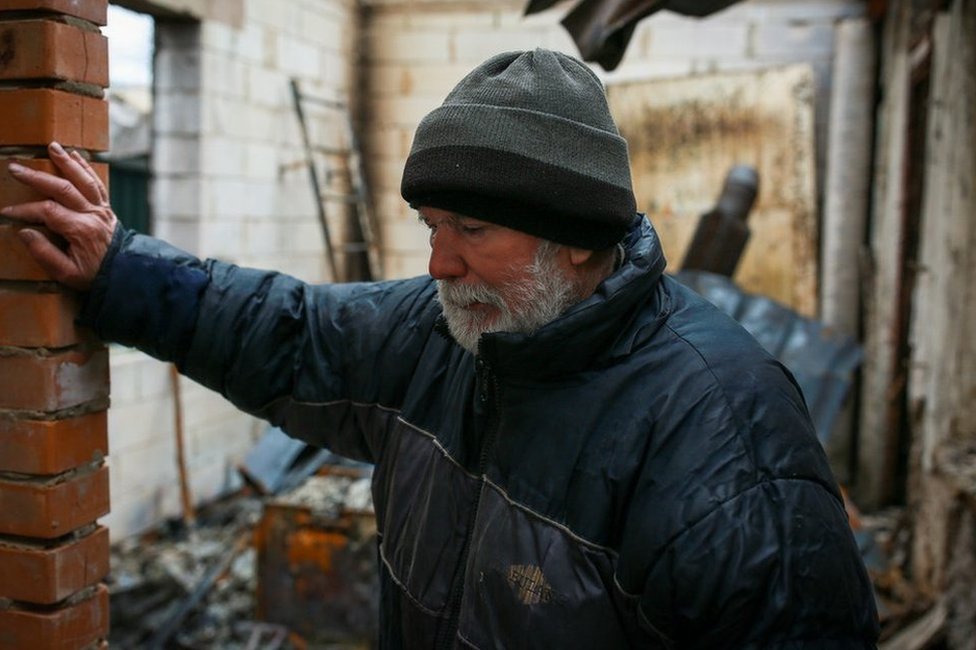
{"left": 3, "top": 141, "right": 442, "bottom": 462}
{"left": 1, "top": 141, "right": 117, "bottom": 290}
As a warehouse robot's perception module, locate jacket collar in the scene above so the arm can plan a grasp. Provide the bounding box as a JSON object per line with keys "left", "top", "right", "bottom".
{"left": 464, "top": 215, "right": 668, "bottom": 380}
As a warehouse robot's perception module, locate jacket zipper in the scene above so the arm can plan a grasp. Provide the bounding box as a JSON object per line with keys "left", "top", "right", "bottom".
{"left": 437, "top": 356, "right": 501, "bottom": 649}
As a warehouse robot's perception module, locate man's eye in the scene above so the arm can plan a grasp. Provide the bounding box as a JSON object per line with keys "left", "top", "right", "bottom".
{"left": 460, "top": 225, "right": 483, "bottom": 235}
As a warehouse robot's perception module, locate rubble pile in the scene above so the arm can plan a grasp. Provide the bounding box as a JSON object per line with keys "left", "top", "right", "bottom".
{"left": 104, "top": 435, "right": 377, "bottom": 650}
{"left": 106, "top": 496, "right": 272, "bottom": 650}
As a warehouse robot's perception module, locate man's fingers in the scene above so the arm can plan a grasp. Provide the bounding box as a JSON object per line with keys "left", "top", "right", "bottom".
{"left": 16, "top": 228, "right": 81, "bottom": 288}
{"left": 1, "top": 199, "right": 54, "bottom": 225}
{"left": 47, "top": 142, "right": 107, "bottom": 207}
{"left": 1, "top": 199, "right": 79, "bottom": 231}
{"left": 6, "top": 160, "right": 90, "bottom": 211}
{"left": 68, "top": 149, "right": 109, "bottom": 205}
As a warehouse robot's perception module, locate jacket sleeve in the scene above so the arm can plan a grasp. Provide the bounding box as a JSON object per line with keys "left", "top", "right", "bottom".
{"left": 79, "top": 226, "right": 441, "bottom": 462}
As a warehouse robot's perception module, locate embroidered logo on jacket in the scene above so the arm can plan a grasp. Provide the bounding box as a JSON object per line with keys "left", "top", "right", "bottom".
{"left": 505, "top": 564, "right": 553, "bottom": 605}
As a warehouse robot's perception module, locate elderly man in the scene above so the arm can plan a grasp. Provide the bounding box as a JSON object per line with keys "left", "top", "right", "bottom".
{"left": 3, "top": 49, "right": 878, "bottom": 648}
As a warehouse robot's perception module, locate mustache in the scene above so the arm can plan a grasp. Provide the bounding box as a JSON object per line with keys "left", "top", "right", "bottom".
{"left": 436, "top": 280, "right": 507, "bottom": 310}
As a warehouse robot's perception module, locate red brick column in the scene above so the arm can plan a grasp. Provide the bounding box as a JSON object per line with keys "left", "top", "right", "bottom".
{"left": 0, "top": 1, "right": 112, "bottom": 648}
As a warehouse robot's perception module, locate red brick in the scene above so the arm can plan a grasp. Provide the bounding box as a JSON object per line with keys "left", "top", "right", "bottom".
{"left": 0, "top": 584, "right": 109, "bottom": 650}
{"left": 0, "top": 89, "right": 108, "bottom": 151}
{"left": 0, "top": 0, "right": 108, "bottom": 26}
{"left": 0, "top": 20, "right": 108, "bottom": 86}
{"left": 0, "top": 526, "right": 108, "bottom": 604}
{"left": 0, "top": 464, "right": 109, "bottom": 538}
{"left": 0, "top": 288, "right": 81, "bottom": 347}
{"left": 1, "top": 157, "right": 110, "bottom": 207}
{"left": 0, "top": 411, "right": 107, "bottom": 475}
{"left": 0, "top": 223, "right": 49, "bottom": 281}
{"left": 0, "top": 347, "right": 108, "bottom": 411}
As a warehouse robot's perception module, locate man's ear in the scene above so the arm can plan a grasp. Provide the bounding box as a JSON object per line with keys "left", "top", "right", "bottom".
{"left": 567, "top": 246, "right": 594, "bottom": 267}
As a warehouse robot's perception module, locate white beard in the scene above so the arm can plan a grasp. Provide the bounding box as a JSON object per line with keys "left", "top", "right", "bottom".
{"left": 436, "top": 242, "right": 583, "bottom": 354}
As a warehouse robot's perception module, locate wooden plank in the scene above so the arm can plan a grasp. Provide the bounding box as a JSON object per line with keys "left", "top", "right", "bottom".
{"left": 821, "top": 19, "right": 876, "bottom": 338}
{"left": 857, "top": 3, "right": 911, "bottom": 508}
{"left": 907, "top": 0, "right": 976, "bottom": 598}
{"left": 820, "top": 18, "right": 877, "bottom": 482}
{"left": 879, "top": 600, "right": 946, "bottom": 650}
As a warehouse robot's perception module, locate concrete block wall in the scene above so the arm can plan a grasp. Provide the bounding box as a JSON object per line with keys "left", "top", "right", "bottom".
{"left": 0, "top": 1, "right": 112, "bottom": 646}
{"left": 152, "top": 0, "right": 358, "bottom": 280}
{"left": 104, "top": 0, "right": 359, "bottom": 540}
{"left": 360, "top": 0, "right": 865, "bottom": 278}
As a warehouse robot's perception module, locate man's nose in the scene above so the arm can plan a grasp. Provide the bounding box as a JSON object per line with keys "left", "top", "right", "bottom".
{"left": 428, "top": 230, "right": 466, "bottom": 280}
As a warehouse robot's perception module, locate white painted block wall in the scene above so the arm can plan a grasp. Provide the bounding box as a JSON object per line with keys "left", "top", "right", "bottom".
{"left": 105, "top": 0, "right": 358, "bottom": 540}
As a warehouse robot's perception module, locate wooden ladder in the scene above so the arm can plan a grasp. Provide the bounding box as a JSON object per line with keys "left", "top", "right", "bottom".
{"left": 290, "top": 79, "right": 381, "bottom": 281}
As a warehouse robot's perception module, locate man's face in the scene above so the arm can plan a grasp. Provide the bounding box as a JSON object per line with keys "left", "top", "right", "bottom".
{"left": 419, "top": 206, "right": 582, "bottom": 353}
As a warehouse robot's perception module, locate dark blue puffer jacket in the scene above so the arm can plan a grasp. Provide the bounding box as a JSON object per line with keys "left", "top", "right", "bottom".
{"left": 80, "top": 216, "right": 879, "bottom": 648}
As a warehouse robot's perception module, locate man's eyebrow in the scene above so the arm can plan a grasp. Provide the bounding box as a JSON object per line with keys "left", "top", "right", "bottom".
{"left": 417, "top": 213, "right": 463, "bottom": 228}
{"left": 454, "top": 215, "right": 496, "bottom": 229}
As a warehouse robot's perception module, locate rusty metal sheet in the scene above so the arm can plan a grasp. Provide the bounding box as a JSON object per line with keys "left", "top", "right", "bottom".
{"left": 607, "top": 65, "right": 820, "bottom": 316}
{"left": 255, "top": 468, "right": 378, "bottom": 646}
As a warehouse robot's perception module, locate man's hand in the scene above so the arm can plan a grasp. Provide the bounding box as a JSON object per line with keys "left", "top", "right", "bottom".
{"left": 1, "top": 142, "right": 118, "bottom": 290}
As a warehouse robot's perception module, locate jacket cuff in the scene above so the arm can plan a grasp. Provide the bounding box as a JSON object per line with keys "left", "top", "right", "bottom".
{"left": 75, "top": 225, "right": 210, "bottom": 367}
{"left": 77, "top": 222, "right": 128, "bottom": 330}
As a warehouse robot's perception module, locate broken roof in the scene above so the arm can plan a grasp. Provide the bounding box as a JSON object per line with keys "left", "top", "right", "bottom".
{"left": 525, "top": 0, "right": 745, "bottom": 69}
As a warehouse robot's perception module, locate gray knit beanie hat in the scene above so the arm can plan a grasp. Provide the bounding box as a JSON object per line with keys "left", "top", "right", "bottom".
{"left": 401, "top": 48, "right": 636, "bottom": 250}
